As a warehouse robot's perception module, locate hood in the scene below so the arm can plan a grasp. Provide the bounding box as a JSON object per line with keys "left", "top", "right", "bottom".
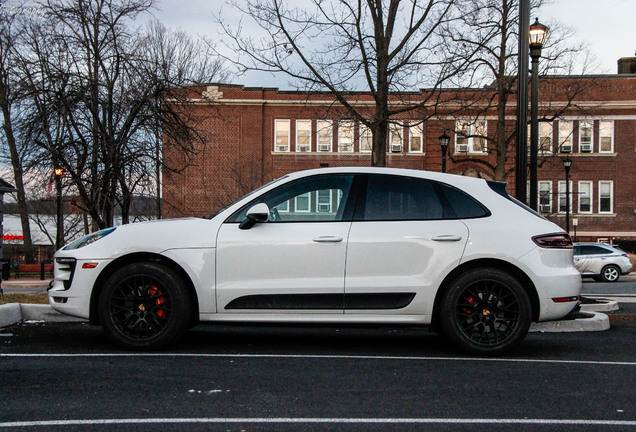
{"left": 57, "top": 217, "right": 219, "bottom": 260}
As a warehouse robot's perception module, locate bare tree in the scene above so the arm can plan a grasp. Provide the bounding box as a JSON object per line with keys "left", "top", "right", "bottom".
{"left": 441, "top": 0, "right": 597, "bottom": 180}
{"left": 0, "top": 13, "right": 37, "bottom": 262}
{"left": 15, "top": 0, "right": 226, "bottom": 231}
{"left": 217, "top": 0, "right": 480, "bottom": 167}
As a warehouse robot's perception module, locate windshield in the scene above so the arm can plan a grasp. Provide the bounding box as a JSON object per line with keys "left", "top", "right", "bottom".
{"left": 207, "top": 175, "right": 289, "bottom": 219}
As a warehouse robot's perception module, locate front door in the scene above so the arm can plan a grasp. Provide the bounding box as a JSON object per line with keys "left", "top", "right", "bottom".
{"left": 215, "top": 174, "right": 356, "bottom": 313}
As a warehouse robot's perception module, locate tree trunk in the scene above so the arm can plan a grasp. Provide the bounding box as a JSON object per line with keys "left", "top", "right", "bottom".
{"left": 0, "top": 102, "right": 35, "bottom": 263}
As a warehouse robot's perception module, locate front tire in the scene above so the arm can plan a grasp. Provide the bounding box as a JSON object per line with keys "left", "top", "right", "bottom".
{"left": 600, "top": 265, "right": 620, "bottom": 282}
{"left": 98, "top": 262, "right": 192, "bottom": 350}
{"left": 439, "top": 268, "right": 532, "bottom": 356}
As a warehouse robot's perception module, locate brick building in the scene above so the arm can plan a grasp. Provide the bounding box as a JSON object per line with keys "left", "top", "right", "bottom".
{"left": 163, "top": 60, "right": 636, "bottom": 243}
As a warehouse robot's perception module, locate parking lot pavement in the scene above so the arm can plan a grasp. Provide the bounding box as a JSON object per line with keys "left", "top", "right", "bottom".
{"left": 1, "top": 319, "right": 635, "bottom": 431}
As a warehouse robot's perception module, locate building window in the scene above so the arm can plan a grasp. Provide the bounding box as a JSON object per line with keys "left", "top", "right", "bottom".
{"left": 360, "top": 124, "right": 372, "bottom": 153}
{"left": 389, "top": 122, "right": 403, "bottom": 153}
{"left": 455, "top": 120, "right": 486, "bottom": 153}
{"left": 527, "top": 122, "right": 553, "bottom": 154}
{"left": 409, "top": 123, "right": 423, "bottom": 153}
{"left": 599, "top": 181, "right": 613, "bottom": 213}
{"left": 317, "top": 120, "right": 332, "bottom": 152}
{"left": 558, "top": 120, "right": 573, "bottom": 153}
{"left": 578, "top": 181, "right": 592, "bottom": 213}
{"left": 599, "top": 121, "right": 613, "bottom": 153}
{"left": 338, "top": 120, "right": 354, "bottom": 152}
{"left": 274, "top": 120, "right": 290, "bottom": 152}
{"left": 539, "top": 181, "right": 552, "bottom": 213}
{"left": 295, "top": 193, "right": 311, "bottom": 213}
{"left": 317, "top": 189, "right": 332, "bottom": 213}
{"left": 295, "top": 120, "right": 311, "bottom": 152}
{"left": 579, "top": 121, "right": 593, "bottom": 153}
{"left": 558, "top": 181, "right": 572, "bottom": 213}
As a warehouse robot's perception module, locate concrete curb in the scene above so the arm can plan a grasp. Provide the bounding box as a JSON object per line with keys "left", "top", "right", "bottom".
{"left": 580, "top": 299, "right": 619, "bottom": 312}
{"left": 0, "top": 303, "right": 86, "bottom": 327}
{"left": 529, "top": 312, "right": 610, "bottom": 333}
{"left": 0, "top": 303, "right": 22, "bottom": 328}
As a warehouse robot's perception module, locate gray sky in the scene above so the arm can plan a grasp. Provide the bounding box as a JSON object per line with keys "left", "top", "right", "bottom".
{"left": 150, "top": 0, "right": 634, "bottom": 86}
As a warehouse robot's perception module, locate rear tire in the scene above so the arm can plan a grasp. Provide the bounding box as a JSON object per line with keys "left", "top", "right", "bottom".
{"left": 600, "top": 265, "right": 620, "bottom": 282}
{"left": 98, "top": 262, "right": 192, "bottom": 350}
{"left": 439, "top": 268, "right": 532, "bottom": 356}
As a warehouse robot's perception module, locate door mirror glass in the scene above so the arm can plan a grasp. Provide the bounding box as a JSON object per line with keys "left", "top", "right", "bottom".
{"left": 239, "top": 203, "right": 270, "bottom": 230}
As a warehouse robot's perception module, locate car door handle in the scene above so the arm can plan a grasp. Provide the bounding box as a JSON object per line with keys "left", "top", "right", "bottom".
{"left": 432, "top": 235, "right": 463, "bottom": 242}
{"left": 313, "top": 236, "right": 343, "bottom": 243}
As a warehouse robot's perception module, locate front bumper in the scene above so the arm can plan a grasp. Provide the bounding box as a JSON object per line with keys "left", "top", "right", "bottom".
{"left": 48, "top": 258, "right": 110, "bottom": 320}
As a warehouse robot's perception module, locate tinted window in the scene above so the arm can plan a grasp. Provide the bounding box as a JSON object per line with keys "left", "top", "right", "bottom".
{"left": 580, "top": 245, "right": 612, "bottom": 255}
{"left": 436, "top": 183, "right": 489, "bottom": 219}
{"left": 360, "top": 175, "right": 489, "bottom": 221}
{"left": 361, "top": 175, "right": 443, "bottom": 221}
{"left": 228, "top": 175, "right": 354, "bottom": 223}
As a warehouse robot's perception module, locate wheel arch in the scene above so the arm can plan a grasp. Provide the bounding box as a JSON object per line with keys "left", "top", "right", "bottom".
{"left": 431, "top": 258, "right": 540, "bottom": 330}
{"left": 89, "top": 252, "right": 200, "bottom": 326}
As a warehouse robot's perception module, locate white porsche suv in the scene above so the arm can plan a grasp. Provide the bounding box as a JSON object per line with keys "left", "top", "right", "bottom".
{"left": 50, "top": 167, "right": 581, "bottom": 355}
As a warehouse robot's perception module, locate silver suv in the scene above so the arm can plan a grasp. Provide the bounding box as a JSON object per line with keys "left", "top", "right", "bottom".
{"left": 573, "top": 242, "right": 633, "bottom": 282}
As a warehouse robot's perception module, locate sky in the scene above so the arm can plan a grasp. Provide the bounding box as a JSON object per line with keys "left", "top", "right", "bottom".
{"left": 149, "top": 0, "right": 636, "bottom": 89}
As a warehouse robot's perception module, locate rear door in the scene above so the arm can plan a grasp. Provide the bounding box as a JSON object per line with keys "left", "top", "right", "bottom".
{"left": 344, "top": 174, "right": 482, "bottom": 316}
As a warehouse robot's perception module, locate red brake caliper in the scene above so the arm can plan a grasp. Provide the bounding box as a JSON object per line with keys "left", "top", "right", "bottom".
{"left": 149, "top": 285, "right": 167, "bottom": 317}
{"left": 463, "top": 296, "right": 477, "bottom": 314}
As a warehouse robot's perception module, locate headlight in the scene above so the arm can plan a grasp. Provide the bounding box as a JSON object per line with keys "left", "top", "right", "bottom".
{"left": 63, "top": 228, "right": 116, "bottom": 250}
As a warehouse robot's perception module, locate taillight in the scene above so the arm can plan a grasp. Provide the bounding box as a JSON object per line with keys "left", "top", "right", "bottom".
{"left": 532, "top": 233, "right": 573, "bottom": 249}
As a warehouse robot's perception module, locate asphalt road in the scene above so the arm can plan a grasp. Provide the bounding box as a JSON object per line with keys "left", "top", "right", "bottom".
{"left": 1, "top": 301, "right": 635, "bottom": 431}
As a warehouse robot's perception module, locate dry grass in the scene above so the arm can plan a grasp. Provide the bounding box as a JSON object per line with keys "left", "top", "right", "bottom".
{"left": 0, "top": 293, "right": 49, "bottom": 305}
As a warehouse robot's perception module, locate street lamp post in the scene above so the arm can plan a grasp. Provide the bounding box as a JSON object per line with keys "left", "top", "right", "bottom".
{"left": 563, "top": 157, "right": 572, "bottom": 233}
{"left": 54, "top": 167, "right": 64, "bottom": 250}
{"left": 529, "top": 18, "right": 548, "bottom": 211}
{"left": 438, "top": 132, "right": 450, "bottom": 173}
{"left": 515, "top": 0, "right": 530, "bottom": 203}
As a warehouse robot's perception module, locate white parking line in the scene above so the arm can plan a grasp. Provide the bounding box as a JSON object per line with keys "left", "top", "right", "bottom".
{"left": 2, "top": 353, "right": 636, "bottom": 366}
{"left": 1, "top": 417, "right": 636, "bottom": 428}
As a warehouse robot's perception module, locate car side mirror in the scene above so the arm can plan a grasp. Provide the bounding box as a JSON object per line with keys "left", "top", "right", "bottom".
{"left": 239, "top": 203, "right": 270, "bottom": 230}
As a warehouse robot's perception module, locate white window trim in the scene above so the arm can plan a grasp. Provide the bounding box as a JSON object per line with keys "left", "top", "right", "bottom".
{"left": 389, "top": 122, "right": 404, "bottom": 153}
{"left": 598, "top": 181, "right": 614, "bottom": 214}
{"left": 359, "top": 124, "right": 372, "bottom": 153}
{"left": 295, "top": 119, "right": 312, "bottom": 152}
{"left": 558, "top": 120, "right": 573, "bottom": 153}
{"left": 578, "top": 121, "right": 594, "bottom": 153}
{"left": 408, "top": 123, "right": 423, "bottom": 153}
{"left": 557, "top": 181, "right": 573, "bottom": 214}
{"left": 338, "top": 120, "right": 354, "bottom": 153}
{"left": 317, "top": 190, "right": 333, "bottom": 213}
{"left": 317, "top": 120, "right": 333, "bottom": 152}
{"left": 538, "top": 180, "right": 552, "bottom": 214}
{"left": 540, "top": 122, "right": 553, "bottom": 155}
{"left": 455, "top": 120, "right": 487, "bottom": 154}
{"left": 295, "top": 193, "right": 311, "bottom": 213}
{"left": 599, "top": 120, "right": 614, "bottom": 153}
{"left": 274, "top": 119, "right": 290, "bottom": 152}
{"left": 578, "top": 181, "right": 593, "bottom": 214}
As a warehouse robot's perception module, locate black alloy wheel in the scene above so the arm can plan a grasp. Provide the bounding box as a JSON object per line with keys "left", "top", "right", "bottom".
{"left": 440, "top": 268, "right": 532, "bottom": 356}
{"left": 98, "top": 262, "right": 191, "bottom": 350}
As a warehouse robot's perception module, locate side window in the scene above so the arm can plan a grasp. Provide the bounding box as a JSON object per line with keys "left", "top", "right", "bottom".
{"left": 228, "top": 175, "right": 354, "bottom": 223}
{"left": 360, "top": 175, "right": 489, "bottom": 221}
{"left": 362, "top": 175, "right": 443, "bottom": 221}
{"left": 581, "top": 245, "right": 610, "bottom": 255}
{"left": 436, "top": 183, "right": 489, "bottom": 219}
